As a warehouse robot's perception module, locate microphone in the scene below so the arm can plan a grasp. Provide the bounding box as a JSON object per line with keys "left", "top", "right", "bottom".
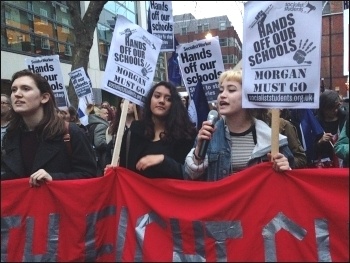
{"left": 197, "top": 110, "right": 219, "bottom": 159}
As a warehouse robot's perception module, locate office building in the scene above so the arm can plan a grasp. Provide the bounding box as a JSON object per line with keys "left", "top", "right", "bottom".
{"left": 1, "top": 1, "right": 150, "bottom": 105}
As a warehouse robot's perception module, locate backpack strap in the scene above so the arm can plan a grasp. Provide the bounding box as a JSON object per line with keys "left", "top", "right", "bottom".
{"left": 63, "top": 121, "right": 72, "bottom": 157}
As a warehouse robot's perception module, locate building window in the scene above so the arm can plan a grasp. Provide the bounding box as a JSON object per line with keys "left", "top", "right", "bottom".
{"left": 39, "top": 8, "right": 48, "bottom": 25}
{"left": 2, "top": 1, "right": 74, "bottom": 63}
{"left": 64, "top": 42, "right": 72, "bottom": 56}
{"left": 181, "top": 27, "right": 187, "bottom": 35}
{"left": 197, "top": 25, "right": 203, "bottom": 33}
{"left": 40, "top": 34, "right": 50, "bottom": 49}
{"left": 322, "top": 1, "right": 330, "bottom": 15}
{"left": 61, "top": 18, "right": 70, "bottom": 33}
{"left": 219, "top": 38, "right": 227, "bottom": 47}
{"left": 228, "top": 55, "right": 234, "bottom": 64}
{"left": 203, "top": 23, "right": 209, "bottom": 31}
{"left": 228, "top": 37, "right": 234, "bottom": 47}
{"left": 222, "top": 55, "right": 234, "bottom": 64}
{"left": 219, "top": 21, "right": 226, "bottom": 31}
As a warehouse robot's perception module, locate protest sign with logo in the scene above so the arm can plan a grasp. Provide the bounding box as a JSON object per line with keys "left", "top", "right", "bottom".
{"left": 68, "top": 67, "right": 94, "bottom": 126}
{"left": 101, "top": 15, "right": 162, "bottom": 107}
{"left": 25, "top": 55, "right": 69, "bottom": 108}
{"left": 68, "top": 67, "right": 93, "bottom": 99}
{"left": 149, "top": 1, "right": 174, "bottom": 51}
{"left": 242, "top": 1, "right": 322, "bottom": 109}
{"left": 177, "top": 37, "right": 224, "bottom": 103}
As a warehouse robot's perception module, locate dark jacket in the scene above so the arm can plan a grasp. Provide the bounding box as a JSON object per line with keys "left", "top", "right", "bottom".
{"left": 1, "top": 122, "right": 98, "bottom": 180}
{"left": 119, "top": 120, "right": 195, "bottom": 179}
{"left": 279, "top": 118, "right": 307, "bottom": 168}
{"left": 87, "top": 114, "right": 110, "bottom": 173}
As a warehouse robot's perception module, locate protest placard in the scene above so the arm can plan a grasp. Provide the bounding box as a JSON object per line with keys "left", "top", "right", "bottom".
{"left": 242, "top": 1, "right": 322, "bottom": 109}
{"left": 68, "top": 67, "right": 93, "bottom": 99}
{"left": 149, "top": 1, "right": 174, "bottom": 51}
{"left": 68, "top": 67, "right": 94, "bottom": 126}
{"left": 101, "top": 15, "right": 162, "bottom": 107}
{"left": 177, "top": 37, "right": 224, "bottom": 103}
{"left": 25, "top": 55, "right": 69, "bottom": 108}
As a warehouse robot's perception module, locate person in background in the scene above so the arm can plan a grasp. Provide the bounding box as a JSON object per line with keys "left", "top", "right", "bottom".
{"left": 56, "top": 108, "right": 66, "bottom": 119}
{"left": 255, "top": 109, "right": 307, "bottom": 168}
{"left": 118, "top": 81, "right": 197, "bottom": 179}
{"left": 110, "top": 105, "right": 117, "bottom": 118}
{"left": 1, "top": 69, "right": 98, "bottom": 184}
{"left": 106, "top": 99, "right": 140, "bottom": 163}
{"left": 334, "top": 117, "right": 349, "bottom": 167}
{"left": 101, "top": 101, "right": 110, "bottom": 108}
{"left": 286, "top": 108, "right": 324, "bottom": 167}
{"left": 58, "top": 106, "right": 71, "bottom": 122}
{"left": 68, "top": 105, "right": 89, "bottom": 136}
{"left": 184, "top": 70, "right": 293, "bottom": 182}
{"left": 1, "top": 94, "right": 12, "bottom": 151}
{"left": 181, "top": 95, "right": 189, "bottom": 109}
{"left": 86, "top": 104, "right": 110, "bottom": 174}
{"left": 314, "top": 89, "right": 348, "bottom": 167}
{"left": 101, "top": 103, "right": 115, "bottom": 123}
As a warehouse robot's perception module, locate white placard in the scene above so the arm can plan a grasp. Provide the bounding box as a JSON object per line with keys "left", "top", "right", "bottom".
{"left": 149, "top": 1, "right": 174, "bottom": 51}
{"left": 68, "top": 67, "right": 93, "bottom": 100}
{"left": 25, "top": 55, "right": 69, "bottom": 108}
{"left": 176, "top": 37, "right": 225, "bottom": 103}
{"left": 101, "top": 15, "right": 162, "bottom": 107}
{"left": 242, "top": 1, "right": 322, "bottom": 109}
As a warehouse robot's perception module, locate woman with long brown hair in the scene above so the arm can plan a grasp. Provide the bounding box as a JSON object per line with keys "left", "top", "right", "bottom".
{"left": 1, "top": 69, "right": 98, "bottom": 185}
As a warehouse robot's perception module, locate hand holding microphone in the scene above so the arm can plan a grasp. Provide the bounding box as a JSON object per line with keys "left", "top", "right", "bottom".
{"left": 195, "top": 110, "right": 219, "bottom": 160}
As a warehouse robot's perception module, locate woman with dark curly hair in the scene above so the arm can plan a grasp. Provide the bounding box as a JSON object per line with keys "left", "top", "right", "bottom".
{"left": 1, "top": 69, "right": 98, "bottom": 185}
{"left": 118, "top": 81, "right": 197, "bottom": 179}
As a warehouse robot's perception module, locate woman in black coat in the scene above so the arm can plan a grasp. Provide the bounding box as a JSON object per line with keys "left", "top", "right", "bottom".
{"left": 119, "top": 81, "right": 197, "bottom": 179}
{"left": 1, "top": 70, "right": 98, "bottom": 185}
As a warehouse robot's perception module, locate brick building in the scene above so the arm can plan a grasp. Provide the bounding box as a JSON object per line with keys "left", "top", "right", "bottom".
{"left": 321, "top": 1, "right": 348, "bottom": 98}
{"left": 173, "top": 13, "right": 242, "bottom": 72}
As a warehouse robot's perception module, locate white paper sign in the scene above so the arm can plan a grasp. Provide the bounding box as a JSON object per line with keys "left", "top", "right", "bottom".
{"left": 176, "top": 37, "right": 224, "bottom": 103}
{"left": 68, "top": 67, "right": 93, "bottom": 99}
{"left": 101, "top": 15, "right": 162, "bottom": 107}
{"left": 242, "top": 1, "right": 322, "bottom": 109}
{"left": 25, "top": 55, "right": 69, "bottom": 108}
{"left": 149, "top": 1, "right": 174, "bottom": 51}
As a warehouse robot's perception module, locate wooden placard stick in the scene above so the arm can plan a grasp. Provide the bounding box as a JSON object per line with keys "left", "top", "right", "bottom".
{"left": 111, "top": 99, "right": 129, "bottom": 166}
{"left": 270, "top": 108, "right": 280, "bottom": 161}
{"left": 133, "top": 103, "right": 138, "bottom": 120}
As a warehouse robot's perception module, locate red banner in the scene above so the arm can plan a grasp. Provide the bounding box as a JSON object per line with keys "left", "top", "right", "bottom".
{"left": 1, "top": 163, "right": 349, "bottom": 262}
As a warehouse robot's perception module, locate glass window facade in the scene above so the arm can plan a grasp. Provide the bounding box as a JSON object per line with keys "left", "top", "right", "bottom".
{"left": 2, "top": 1, "right": 138, "bottom": 68}
{"left": 97, "top": 1, "right": 137, "bottom": 70}
{"left": 2, "top": 1, "right": 74, "bottom": 62}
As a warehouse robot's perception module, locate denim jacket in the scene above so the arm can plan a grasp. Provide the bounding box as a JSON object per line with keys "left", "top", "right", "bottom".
{"left": 184, "top": 118, "right": 294, "bottom": 181}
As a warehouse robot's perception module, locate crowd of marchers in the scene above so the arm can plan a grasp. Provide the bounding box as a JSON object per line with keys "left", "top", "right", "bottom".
{"left": 1, "top": 69, "right": 348, "bottom": 186}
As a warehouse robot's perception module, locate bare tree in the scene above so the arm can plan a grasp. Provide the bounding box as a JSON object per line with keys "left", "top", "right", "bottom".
{"left": 67, "top": 1, "right": 108, "bottom": 106}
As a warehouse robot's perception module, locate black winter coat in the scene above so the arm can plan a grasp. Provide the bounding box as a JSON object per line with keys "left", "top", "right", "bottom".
{"left": 119, "top": 120, "right": 195, "bottom": 179}
{"left": 1, "top": 122, "right": 98, "bottom": 180}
